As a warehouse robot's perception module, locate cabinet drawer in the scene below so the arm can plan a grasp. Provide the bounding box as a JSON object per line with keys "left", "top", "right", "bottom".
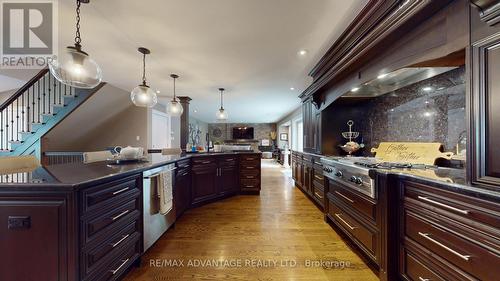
{"left": 82, "top": 176, "right": 140, "bottom": 214}
{"left": 312, "top": 183, "right": 325, "bottom": 206}
{"left": 241, "top": 179, "right": 260, "bottom": 190}
{"left": 240, "top": 155, "right": 259, "bottom": 162}
{"left": 82, "top": 198, "right": 140, "bottom": 245}
{"left": 240, "top": 162, "right": 260, "bottom": 170}
{"left": 241, "top": 172, "right": 259, "bottom": 180}
{"left": 329, "top": 182, "right": 376, "bottom": 222}
{"left": 192, "top": 157, "right": 216, "bottom": 166}
{"left": 220, "top": 156, "right": 237, "bottom": 167}
{"left": 404, "top": 208, "right": 499, "bottom": 281}
{"left": 312, "top": 171, "right": 324, "bottom": 183}
{"left": 328, "top": 198, "right": 377, "bottom": 257}
{"left": 81, "top": 221, "right": 140, "bottom": 278}
{"left": 177, "top": 168, "right": 190, "bottom": 178}
{"left": 176, "top": 159, "right": 191, "bottom": 169}
{"left": 402, "top": 181, "right": 500, "bottom": 230}
{"left": 90, "top": 237, "right": 141, "bottom": 281}
{"left": 402, "top": 248, "right": 446, "bottom": 281}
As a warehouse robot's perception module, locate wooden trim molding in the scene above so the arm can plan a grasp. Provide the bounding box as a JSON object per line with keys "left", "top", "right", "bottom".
{"left": 471, "top": 0, "right": 500, "bottom": 26}
{"left": 300, "top": 0, "right": 454, "bottom": 101}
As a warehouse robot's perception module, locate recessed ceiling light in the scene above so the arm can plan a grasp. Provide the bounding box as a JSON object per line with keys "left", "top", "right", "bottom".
{"left": 424, "top": 111, "right": 432, "bottom": 117}
{"left": 156, "top": 90, "right": 161, "bottom": 94}
{"left": 351, "top": 87, "right": 360, "bottom": 92}
{"left": 194, "top": 109, "right": 198, "bottom": 113}
{"left": 425, "top": 101, "right": 430, "bottom": 104}
{"left": 377, "top": 73, "right": 388, "bottom": 79}
{"left": 290, "top": 87, "right": 295, "bottom": 91}
{"left": 298, "top": 49, "right": 308, "bottom": 56}
{"left": 422, "top": 87, "right": 433, "bottom": 92}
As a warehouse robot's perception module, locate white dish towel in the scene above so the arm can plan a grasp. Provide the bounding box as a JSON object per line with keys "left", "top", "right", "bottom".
{"left": 157, "top": 171, "right": 173, "bottom": 215}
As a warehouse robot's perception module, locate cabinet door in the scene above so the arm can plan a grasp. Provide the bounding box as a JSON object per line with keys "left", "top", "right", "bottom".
{"left": 219, "top": 165, "right": 239, "bottom": 195}
{"left": 313, "top": 109, "right": 322, "bottom": 154}
{"left": 175, "top": 170, "right": 191, "bottom": 218}
{"left": 302, "top": 101, "right": 310, "bottom": 149}
{"left": 0, "top": 195, "right": 70, "bottom": 281}
{"left": 191, "top": 165, "right": 218, "bottom": 205}
{"left": 470, "top": 4, "right": 500, "bottom": 189}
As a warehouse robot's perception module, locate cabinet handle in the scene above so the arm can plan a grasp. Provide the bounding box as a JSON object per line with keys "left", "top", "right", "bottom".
{"left": 314, "top": 191, "right": 323, "bottom": 199}
{"left": 111, "top": 210, "right": 129, "bottom": 221}
{"left": 246, "top": 166, "right": 255, "bottom": 169}
{"left": 246, "top": 176, "right": 254, "bottom": 179}
{"left": 245, "top": 185, "right": 253, "bottom": 188}
{"left": 314, "top": 175, "right": 323, "bottom": 180}
{"left": 417, "top": 196, "right": 469, "bottom": 215}
{"left": 110, "top": 234, "right": 130, "bottom": 248}
{"left": 112, "top": 187, "right": 130, "bottom": 195}
{"left": 334, "top": 213, "right": 357, "bottom": 230}
{"left": 201, "top": 160, "right": 211, "bottom": 164}
{"left": 335, "top": 191, "right": 354, "bottom": 203}
{"left": 417, "top": 232, "right": 471, "bottom": 261}
{"left": 418, "top": 277, "right": 430, "bottom": 281}
{"left": 110, "top": 258, "right": 129, "bottom": 275}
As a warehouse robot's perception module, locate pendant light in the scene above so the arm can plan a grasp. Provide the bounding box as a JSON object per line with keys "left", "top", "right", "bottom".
{"left": 166, "top": 74, "right": 183, "bottom": 117}
{"left": 216, "top": 88, "right": 228, "bottom": 121}
{"left": 49, "top": 0, "right": 102, "bottom": 89}
{"left": 130, "top": 47, "right": 157, "bottom": 108}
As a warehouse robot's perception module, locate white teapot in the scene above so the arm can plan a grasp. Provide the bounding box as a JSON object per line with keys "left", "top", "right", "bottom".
{"left": 114, "top": 146, "right": 144, "bottom": 159}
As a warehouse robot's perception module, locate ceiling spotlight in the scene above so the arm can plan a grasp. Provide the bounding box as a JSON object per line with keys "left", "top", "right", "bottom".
{"left": 351, "top": 87, "right": 360, "bottom": 92}
{"left": 194, "top": 109, "right": 198, "bottom": 113}
{"left": 377, "top": 73, "right": 388, "bottom": 79}
{"left": 298, "top": 49, "right": 308, "bottom": 56}
{"left": 422, "top": 87, "right": 433, "bottom": 92}
{"left": 156, "top": 90, "right": 161, "bottom": 94}
{"left": 290, "top": 87, "right": 295, "bottom": 91}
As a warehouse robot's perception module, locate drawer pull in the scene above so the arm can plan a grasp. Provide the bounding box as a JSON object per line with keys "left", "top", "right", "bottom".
{"left": 110, "top": 234, "right": 130, "bottom": 248}
{"left": 246, "top": 166, "right": 255, "bottom": 169}
{"left": 334, "top": 213, "right": 357, "bottom": 230}
{"left": 111, "top": 210, "right": 130, "bottom": 221}
{"left": 246, "top": 176, "right": 254, "bottom": 179}
{"left": 112, "top": 187, "right": 130, "bottom": 195}
{"left": 201, "top": 161, "right": 212, "bottom": 164}
{"left": 417, "top": 196, "right": 469, "bottom": 215}
{"left": 314, "top": 191, "right": 323, "bottom": 199}
{"left": 335, "top": 191, "right": 354, "bottom": 203}
{"left": 245, "top": 185, "right": 254, "bottom": 188}
{"left": 314, "top": 175, "right": 323, "bottom": 180}
{"left": 418, "top": 232, "right": 471, "bottom": 261}
{"left": 418, "top": 278, "right": 430, "bottom": 281}
{"left": 110, "top": 258, "right": 129, "bottom": 275}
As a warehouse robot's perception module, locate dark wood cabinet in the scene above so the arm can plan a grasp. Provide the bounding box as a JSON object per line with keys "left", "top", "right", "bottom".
{"left": 191, "top": 161, "right": 219, "bottom": 205}
{"left": 470, "top": 2, "right": 500, "bottom": 190}
{"left": 0, "top": 193, "right": 73, "bottom": 281}
{"left": 302, "top": 99, "right": 322, "bottom": 154}
{"left": 219, "top": 156, "right": 239, "bottom": 195}
{"left": 397, "top": 179, "right": 500, "bottom": 281}
{"left": 239, "top": 154, "right": 261, "bottom": 193}
{"left": 175, "top": 159, "right": 191, "bottom": 218}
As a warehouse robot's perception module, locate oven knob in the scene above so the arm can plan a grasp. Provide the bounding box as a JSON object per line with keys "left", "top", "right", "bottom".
{"left": 349, "top": 176, "right": 357, "bottom": 182}
{"left": 355, "top": 178, "right": 363, "bottom": 185}
{"left": 335, "top": 171, "right": 343, "bottom": 178}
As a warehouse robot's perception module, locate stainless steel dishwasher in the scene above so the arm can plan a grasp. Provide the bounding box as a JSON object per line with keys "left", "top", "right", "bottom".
{"left": 142, "top": 163, "right": 176, "bottom": 252}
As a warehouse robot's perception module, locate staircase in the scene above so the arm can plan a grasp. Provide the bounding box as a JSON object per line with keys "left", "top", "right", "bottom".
{"left": 0, "top": 68, "right": 104, "bottom": 158}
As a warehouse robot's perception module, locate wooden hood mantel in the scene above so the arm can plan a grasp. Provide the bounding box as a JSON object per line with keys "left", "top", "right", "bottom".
{"left": 299, "top": 0, "right": 455, "bottom": 106}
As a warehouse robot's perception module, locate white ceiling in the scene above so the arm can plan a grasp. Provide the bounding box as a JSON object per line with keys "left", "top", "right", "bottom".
{"left": 9, "top": 0, "right": 368, "bottom": 123}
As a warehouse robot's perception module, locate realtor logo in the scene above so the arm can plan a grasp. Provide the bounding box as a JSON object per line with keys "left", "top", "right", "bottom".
{"left": 1, "top": 1, "right": 58, "bottom": 68}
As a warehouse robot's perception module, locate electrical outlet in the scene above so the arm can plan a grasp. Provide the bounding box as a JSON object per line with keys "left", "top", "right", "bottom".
{"left": 8, "top": 216, "right": 31, "bottom": 229}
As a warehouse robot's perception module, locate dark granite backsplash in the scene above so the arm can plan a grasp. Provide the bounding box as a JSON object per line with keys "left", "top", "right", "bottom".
{"left": 322, "top": 66, "right": 466, "bottom": 157}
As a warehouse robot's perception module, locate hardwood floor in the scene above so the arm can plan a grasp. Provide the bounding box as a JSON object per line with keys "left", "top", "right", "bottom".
{"left": 124, "top": 160, "right": 378, "bottom": 281}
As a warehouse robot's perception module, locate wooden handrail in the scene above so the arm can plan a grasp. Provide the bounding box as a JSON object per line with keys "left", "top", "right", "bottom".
{"left": 0, "top": 68, "right": 49, "bottom": 111}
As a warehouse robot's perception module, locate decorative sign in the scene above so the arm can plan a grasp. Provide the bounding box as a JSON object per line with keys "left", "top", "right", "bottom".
{"left": 371, "top": 142, "right": 453, "bottom": 165}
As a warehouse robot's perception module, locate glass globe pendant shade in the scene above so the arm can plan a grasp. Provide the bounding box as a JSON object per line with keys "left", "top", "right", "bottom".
{"left": 166, "top": 100, "right": 183, "bottom": 117}
{"left": 216, "top": 108, "right": 228, "bottom": 121}
{"left": 49, "top": 46, "right": 102, "bottom": 89}
{"left": 130, "top": 84, "right": 157, "bottom": 108}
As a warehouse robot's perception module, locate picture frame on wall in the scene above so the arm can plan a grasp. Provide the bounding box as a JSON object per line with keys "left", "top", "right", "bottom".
{"left": 261, "top": 139, "right": 270, "bottom": 146}
{"left": 280, "top": 133, "right": 288, "bottom": 141}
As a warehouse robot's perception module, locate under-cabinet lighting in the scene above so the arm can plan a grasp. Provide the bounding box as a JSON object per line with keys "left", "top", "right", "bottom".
{"left": 422, "top": 87, "right": 433, "bottom": 92}
{"left": 351, "top": 87, "right": 360, "bottom": 92}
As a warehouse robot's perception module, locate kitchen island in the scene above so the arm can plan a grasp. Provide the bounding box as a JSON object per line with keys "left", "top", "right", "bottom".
{"left": 0, "top": 151, "right": 261, "bottom": 281}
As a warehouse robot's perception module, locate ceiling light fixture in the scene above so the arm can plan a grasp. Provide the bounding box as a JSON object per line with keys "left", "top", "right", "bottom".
{"left": 298, "top": 49, "right": 308, "bottom": 56}
{"left": 377, "top": 73, "right": 388, "bottom": 79}
{"left": 216, "top": 88, "right": 228, "bottom": 121}
{"left": 166, "top": 74, "right": 183, "bottom": 117}
{"left": 351, "top": 87, "right": 360, "bottom": 92}
{"left": 290, "top": 87, "right": 295, "bottom": 91}
{"left": 130, "top": 47, "right": 157, "bottom": 107}
{"left": 49, "top": 0, "right": 102, "bottom": 89}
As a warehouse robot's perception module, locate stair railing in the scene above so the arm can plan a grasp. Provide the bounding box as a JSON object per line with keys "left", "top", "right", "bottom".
{"left": 0, "top": 68, "right": 75, "bottom": 152}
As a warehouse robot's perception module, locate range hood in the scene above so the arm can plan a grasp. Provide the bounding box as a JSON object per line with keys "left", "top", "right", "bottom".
{"left": 341, "top": 67, "right": 458, "bottom": 98}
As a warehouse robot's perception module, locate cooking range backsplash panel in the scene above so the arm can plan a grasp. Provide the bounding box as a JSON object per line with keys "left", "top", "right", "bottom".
{"left": 322, "top": 66, "right": 466, "bottom": 156}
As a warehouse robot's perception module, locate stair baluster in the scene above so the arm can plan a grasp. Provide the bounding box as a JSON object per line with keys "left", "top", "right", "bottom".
{"left": 26, "top": 88, "right": 30, "bottom": 133}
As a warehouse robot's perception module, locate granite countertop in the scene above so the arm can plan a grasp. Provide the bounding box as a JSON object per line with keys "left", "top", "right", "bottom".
{"left": 0, "top": 151, "right": 261, "bottom": 190}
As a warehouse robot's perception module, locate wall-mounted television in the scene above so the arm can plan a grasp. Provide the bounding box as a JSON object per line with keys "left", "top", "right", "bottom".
{"left": 233, "top": 127, "right": 254, "bottom": 139}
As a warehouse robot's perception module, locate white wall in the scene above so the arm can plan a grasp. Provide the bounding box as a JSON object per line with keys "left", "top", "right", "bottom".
{"left": 276, "top": 106, "right": 302, "bottom": 151}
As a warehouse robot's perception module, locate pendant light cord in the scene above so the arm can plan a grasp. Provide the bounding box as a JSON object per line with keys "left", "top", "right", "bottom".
{"left": 74, "top": 0, "right": 82, "bottom": 47}
{"left": 142, "top": 52, "right": 147, "bottom": 85}
{"left": 173, "top": 77, "right": 176, "bottom": 101}
{"left": 220, "top": 89, "right": 224, "bottom": 110}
